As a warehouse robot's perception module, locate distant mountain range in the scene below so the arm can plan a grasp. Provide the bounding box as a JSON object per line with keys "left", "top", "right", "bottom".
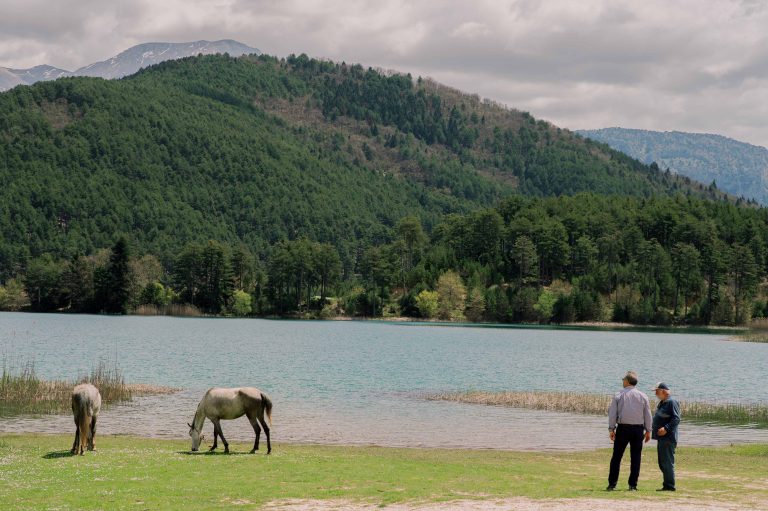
{"left": 0, "top": 39, "right": 259, "bottom": 90}
{"left": 577, "top": 128, "right": 768, "bottom": 204}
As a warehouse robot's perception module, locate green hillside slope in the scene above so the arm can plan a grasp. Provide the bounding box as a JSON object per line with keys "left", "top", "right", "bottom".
{"left": 0, "top": 54, "right": 727, "bottom": 278}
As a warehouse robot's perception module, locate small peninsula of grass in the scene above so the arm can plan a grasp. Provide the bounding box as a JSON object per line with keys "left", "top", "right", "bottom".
{"left": 0, "top": 435, "right": 765, "bottom": 510}
{"left": 426, "top": 391, "right": 768, "bottom": 427}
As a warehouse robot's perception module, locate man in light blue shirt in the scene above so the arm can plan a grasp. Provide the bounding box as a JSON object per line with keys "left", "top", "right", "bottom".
{"left": 606, "top": 370, "right": 652, "bottom": 491}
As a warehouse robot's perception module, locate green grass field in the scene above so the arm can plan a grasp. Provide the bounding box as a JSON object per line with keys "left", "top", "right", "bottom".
{"left": 0, "top": 435, "right": 766, "bottom": 510}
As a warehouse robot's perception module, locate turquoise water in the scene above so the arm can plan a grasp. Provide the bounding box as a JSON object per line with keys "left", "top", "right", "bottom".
{"left": 1, "top": 312, "right": 767, "bottom": 450}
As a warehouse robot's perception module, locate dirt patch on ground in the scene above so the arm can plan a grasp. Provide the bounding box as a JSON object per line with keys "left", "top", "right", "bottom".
{"left": 262, "top": 498, "right": 761, "bottom": 511}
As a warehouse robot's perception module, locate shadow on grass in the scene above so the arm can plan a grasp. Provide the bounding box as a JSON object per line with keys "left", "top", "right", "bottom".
{"left": 43, "top": 450, "right": 75, "bottom": 459}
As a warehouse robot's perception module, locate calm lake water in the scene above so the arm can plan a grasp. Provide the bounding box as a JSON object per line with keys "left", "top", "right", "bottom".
{"left": 1, "top": 312, "right": 767, "bottom": 450}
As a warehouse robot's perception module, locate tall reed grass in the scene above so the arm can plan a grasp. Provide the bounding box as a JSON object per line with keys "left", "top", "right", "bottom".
{"left": 133, "top": 304, "right": 201, "bottom": 317}
{"left": 426, "top": 391, "right": 768, "bottom": 427}
{"left": 736, "top": 318, "right": 768, "bottom": 342}
{"left": 0, "top": 360, "right": 178, "bottom": 417}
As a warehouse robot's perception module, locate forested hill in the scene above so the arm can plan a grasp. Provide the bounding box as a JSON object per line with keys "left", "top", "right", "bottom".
{"left": 0, "top": 53, "right": 728, "bottom": 278}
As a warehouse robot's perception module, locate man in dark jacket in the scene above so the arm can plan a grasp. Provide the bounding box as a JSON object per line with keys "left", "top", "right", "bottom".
{"left": 652, "top": 382, "right": 681, "bottom": 491}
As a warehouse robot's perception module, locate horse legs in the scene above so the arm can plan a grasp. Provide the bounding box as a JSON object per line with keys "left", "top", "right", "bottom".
{"left": 247, "top": 413, "right": 261, "bottom": 453}
{"left": 209, "top": 421, "right": 219, "bottom": 451}
{"left": 218, "top": 421, "right": 229, "bottom": 453}
{"left": 71, "top": 421, "right": 80, "bottom": 455}
{"left": 260, "top": 409, "right": 271, "bottom": 455}
{"left": 210, "top": 420, "right": 229, "bottom": 453}
{"left": 88, "top": 416, "right": 97, "bottom": 451}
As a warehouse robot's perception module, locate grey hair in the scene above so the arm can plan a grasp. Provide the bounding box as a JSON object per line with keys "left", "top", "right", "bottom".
{"left": 624, "top": 371, "right": 638, "bottom": 386}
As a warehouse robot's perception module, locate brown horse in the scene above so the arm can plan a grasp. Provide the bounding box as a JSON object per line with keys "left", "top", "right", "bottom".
{"left": 188, "top": 387, "right": 272, "bottom": 454}
{"left": 71, "top": 383, "right": 101, "bottom": 455}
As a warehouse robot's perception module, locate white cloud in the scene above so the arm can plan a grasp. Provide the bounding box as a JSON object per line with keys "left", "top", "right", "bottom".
{"left": 1, "top": 0, "right": 767, "bottom": 146}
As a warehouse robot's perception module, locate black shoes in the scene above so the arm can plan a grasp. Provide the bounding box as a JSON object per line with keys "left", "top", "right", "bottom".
{"left": 628, "top": 486, "right": 638, "bottom": 491}
{"left": 606, "top": 486, "right": 616, "bottom": 491}
{"left": 656, "top": 487, "right": 676, "bottom": 491}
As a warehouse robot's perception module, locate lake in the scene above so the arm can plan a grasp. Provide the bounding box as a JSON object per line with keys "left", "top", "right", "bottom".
{"left": 1, "top": 312, "right": 767, "bottom": 450}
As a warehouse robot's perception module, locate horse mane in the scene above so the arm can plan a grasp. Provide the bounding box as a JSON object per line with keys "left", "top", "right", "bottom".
{"left": 191, "top": 398, "right": 207, "bottom": 431}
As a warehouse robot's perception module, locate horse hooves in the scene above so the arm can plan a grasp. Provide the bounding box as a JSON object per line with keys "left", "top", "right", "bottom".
{"left": 224, "top": 448, "right": 230, "bottom": 454}
{"left": 249, "top": 449, "right": 256, "bottom": 454}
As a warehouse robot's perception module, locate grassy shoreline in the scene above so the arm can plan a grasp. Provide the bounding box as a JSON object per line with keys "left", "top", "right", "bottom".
{"left": 0, "top": 434, "right": 765, "bottom": 510}
{"left": 427, "top": 391, "right": 768, "bottom": 427}
{"left": 0, "top": 362, "right": 179, "bottom": 417}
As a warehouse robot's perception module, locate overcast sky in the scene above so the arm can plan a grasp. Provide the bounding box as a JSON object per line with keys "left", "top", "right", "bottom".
{"left": 2, "top": 0, "right": 767, "bottom": 147}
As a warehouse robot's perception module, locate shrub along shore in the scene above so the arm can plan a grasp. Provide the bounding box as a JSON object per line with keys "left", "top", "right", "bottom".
{"left": 426, "top": 391, "right": 768, "bottom": 427}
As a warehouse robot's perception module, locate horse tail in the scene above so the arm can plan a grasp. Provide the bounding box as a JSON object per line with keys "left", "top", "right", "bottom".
{"left": 79, "top": 406, "right": 91, "bottom": 453}
{"left": 261, "top": 392, "right": 272, "bottom": 427}
{"left": 72, "top": 393, "right": 91, "bottom": 454}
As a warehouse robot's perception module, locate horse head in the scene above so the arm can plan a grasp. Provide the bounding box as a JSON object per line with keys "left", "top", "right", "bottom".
{"left": 188, "top": 422, "right": 204, "bottom": 451}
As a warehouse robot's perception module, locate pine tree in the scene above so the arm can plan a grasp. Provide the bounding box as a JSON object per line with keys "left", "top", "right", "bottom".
{"left": 103, "top": 237, "right": 131, "bottom": 314}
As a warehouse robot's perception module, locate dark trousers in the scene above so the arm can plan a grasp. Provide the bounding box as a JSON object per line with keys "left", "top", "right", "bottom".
{"left": 608, "top": 424, "right": 645, "bottom": 488}
{"left": 657, "top": 438, "right": 676, "bottom": 489}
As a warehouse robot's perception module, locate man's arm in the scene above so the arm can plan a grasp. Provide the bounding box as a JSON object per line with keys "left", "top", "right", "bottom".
{"left": 663, "top": 400, "right": 681, "bottom": 430}
{"left": 657, "top": 400, "right": 681, "bottom": 437}
{"left": 643, "top": 395, "right": 652, "bottom": 442}
{"left": 608, "top": 395, "right": 618, "bottom": 439}
{"left": 608, "top": 395, "right": 618, "bottom": 429}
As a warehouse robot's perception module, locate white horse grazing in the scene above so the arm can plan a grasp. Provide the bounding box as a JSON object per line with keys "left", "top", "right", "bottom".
{"left": 188, "top": 387, "right": 272, "bottom": 454}
{"left": 71, "top": 383, "right": 101, "bottom": 455}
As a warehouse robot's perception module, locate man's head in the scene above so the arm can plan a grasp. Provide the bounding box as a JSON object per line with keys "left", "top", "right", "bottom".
{"left": 653, "top": 382, "right": 671, "bottom": 400}
{"left": 622, "top": 371, "right": 638, "bottom": 387}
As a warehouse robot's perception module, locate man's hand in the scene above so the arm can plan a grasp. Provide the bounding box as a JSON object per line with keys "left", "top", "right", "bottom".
{"left": 644, "top": 431, "right": 651, "bottom": 443}
{"left": 609, "top": 430, "right": 616, "bottom": 442}
{"left": 658, "top": 427, "right": 667, "bottom": 437}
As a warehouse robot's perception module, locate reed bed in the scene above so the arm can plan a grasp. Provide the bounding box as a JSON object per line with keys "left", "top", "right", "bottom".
{"left": 735, "top": 332, "right": 768, "bottom": 343}
{"left": 732, "top": 318, "right": 768, "bottom": 342}
{"left": 133, "top": 304, "right": 202, "bottom": 317}
{"left": 426, "top": 391, "right": 768, "bottom": 427}
{"left": 0, "top": 361, "right": 179, "bottom": 417}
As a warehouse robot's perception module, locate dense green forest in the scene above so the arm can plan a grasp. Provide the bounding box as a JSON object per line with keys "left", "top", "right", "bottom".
{"left": 3, "top": 194, "right": 767, "bottom": 326}
{"left": 0, "top": 53, "right": 730, "bottom": 281}
{"left": 1, "top": 53, "right": 756, "bottom": 325}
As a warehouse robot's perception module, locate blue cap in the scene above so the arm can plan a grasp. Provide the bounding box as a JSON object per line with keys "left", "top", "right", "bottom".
{"left": 653, "top": 382, "right": 670, "bottom": 391}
